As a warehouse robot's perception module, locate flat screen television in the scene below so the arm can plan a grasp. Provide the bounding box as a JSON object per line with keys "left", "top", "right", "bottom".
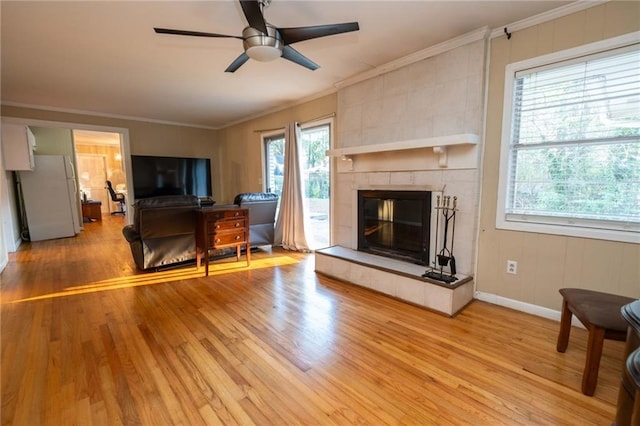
{"left": 131, "top": 155, "right": 212, "bottom": 200}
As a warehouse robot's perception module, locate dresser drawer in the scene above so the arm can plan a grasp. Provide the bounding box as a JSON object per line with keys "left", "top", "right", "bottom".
{"left": 207, "top": 218, "right": 246, "bottom": 232}
{"left": 201, "top": 209, "right": 245, "bottom": 221}
{"left": 209, "top": 230, "right": 247, "bottom": 247}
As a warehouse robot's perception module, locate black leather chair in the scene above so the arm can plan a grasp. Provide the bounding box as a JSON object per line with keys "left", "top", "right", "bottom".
{"left": 233, "top": 192, "right": 279, "bottom": 247}
{"left": 122, "top": 195, "right": 201, "bottom": 270}
{"left": 106, "top": 180, "right": 126, "bottom": 215}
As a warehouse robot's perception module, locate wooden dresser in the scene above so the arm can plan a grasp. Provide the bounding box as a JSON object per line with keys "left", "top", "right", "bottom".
{"left": 195, "top": 207, "right": 250, "bottom": 276}
{"left": 81, "top": 200, "right": 102, "bottom": 222}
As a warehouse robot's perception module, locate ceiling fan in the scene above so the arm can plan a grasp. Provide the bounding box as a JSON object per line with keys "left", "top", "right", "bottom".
{"left": 154, "top": 0, "right": 359, "bottom": 73}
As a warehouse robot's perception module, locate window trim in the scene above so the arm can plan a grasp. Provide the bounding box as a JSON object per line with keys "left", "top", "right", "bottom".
{"left": 261, "top": 129, "right": 285, "bottom": 194}
{"left": 496, "top": 31, "right": 640, "bottom": 244}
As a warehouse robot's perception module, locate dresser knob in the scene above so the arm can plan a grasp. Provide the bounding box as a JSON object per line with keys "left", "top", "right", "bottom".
{"left": 215, "top": 224, "right": 220, "bottom": 229}
{"left": 234, "top": 211, "right": 240, "bottom": 216}
{"left": 235, "top": 235, "right": 240, "bottom": 240}
{"left": 215, "top": 238, "right": 221, "bottom": 244}
{"left": 235, "top": 222, "right": 240, "bottom": 227}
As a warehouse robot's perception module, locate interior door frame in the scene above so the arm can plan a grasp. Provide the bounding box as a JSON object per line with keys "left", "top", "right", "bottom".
{"left": 261, "top": 129, "right": 285, "bottom": 196}
{"left": 0, "top": 117, "right": 132, "bottom": 226}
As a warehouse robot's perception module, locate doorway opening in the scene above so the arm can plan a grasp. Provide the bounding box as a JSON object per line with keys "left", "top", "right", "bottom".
{"left": 73, "top": 130, "right": 126, "bottom": 216}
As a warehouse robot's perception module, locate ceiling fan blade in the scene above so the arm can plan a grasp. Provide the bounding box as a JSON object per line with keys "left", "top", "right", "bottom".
{"left": 154, "top": 28, "right": 242, "bottom": 39}
{"left": 225, "top": 52, "right": 250, "bottom": 73}
{"left": 282, "top": 46, "right": 319, "bottom": 71}
{"left": 278, "top": 22, "right": 359, "bottom": 45}
{"left": 239, "top": 0, "right": 268, "bottom": 34}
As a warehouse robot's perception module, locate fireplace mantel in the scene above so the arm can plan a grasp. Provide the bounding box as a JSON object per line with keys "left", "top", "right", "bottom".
{"left": 327, "top": 133, "right": 479, "bottom": 168}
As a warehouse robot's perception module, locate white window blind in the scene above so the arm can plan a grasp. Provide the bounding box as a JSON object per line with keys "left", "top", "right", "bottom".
{"left": 504, "top": 44, "right": 640, "bottom": 234}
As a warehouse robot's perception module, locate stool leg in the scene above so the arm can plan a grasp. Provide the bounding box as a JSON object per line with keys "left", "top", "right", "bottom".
{"left": 557, "top": 299, "right": 572, "bottom": 353}
{"left": 582, "top": 325, "right": 605, "bottom": 396}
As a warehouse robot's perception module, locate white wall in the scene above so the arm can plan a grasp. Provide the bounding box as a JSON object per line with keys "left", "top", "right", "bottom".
{"left": 0, "top": 156, "right": 10, "bottom": 272}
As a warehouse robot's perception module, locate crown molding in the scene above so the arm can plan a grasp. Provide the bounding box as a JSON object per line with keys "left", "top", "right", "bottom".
{"left": 490, "top": 0, "right": 609, "bottom": 39}
{"left": 335, "top": 26, "right": 491, "bottom": 90}
{"left": 334, "top": 1, "right": 611, "bottom": 91}
{"left": 0, "top": 102, "right": 220, "bottom": 130}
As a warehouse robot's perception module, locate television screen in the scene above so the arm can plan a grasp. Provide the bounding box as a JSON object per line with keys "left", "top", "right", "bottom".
{"left": 131, "top": 155, "right": 212, "bottom": 200}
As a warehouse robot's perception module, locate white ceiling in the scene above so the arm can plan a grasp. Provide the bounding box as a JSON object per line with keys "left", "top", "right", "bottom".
{"left": 1, "top": 0, "right": 571, "bottom": 129}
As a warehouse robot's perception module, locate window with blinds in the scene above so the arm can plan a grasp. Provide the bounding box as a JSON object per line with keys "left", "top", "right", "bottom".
{"left": 497, "top": 36, "right": 640, "bottom": 243}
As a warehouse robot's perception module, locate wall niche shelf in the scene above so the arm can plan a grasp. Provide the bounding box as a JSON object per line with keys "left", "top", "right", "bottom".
{"left": 327, "top": 133, "right": 479, "bottom": 168}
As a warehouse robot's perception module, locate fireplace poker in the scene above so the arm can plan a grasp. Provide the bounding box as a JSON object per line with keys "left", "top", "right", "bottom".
{"left": 449, "top": 196, "right": 457, "bottom": 276}
{"left": 433, "top": 195, "right": 440, "bottom": 269}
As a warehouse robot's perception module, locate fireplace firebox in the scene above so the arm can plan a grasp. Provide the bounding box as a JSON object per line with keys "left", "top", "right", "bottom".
{"left": 357, "top": 190, "right": 431, "bottom": 265}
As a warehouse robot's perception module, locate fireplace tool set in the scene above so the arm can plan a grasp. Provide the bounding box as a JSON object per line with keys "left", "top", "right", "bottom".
{"left": 423, "top": 195, "right": 458, "bottom": 283}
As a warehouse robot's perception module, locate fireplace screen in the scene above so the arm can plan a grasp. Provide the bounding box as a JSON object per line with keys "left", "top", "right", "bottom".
{"left": 357, "top": 190, "right": 431, "bottom": 265}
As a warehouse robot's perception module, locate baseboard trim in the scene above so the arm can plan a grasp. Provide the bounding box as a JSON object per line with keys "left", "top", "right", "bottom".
{"left": 475, "top": 291, "right": 585, "bottom": 329}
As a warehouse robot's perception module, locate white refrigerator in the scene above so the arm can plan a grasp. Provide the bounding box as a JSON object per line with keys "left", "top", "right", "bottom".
{"left": 19, "top": 155, "right": 81, "bottom": 241}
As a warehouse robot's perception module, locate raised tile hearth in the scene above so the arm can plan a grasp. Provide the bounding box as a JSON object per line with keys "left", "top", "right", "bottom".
{"left": 315, "top": 246, "right": 474, "bottom": 317}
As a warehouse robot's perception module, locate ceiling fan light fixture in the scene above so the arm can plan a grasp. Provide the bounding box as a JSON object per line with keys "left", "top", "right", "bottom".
{"left": 246, "top": 45, "right": 282, "bottom": 62}
{"left": 243, "top": 25, "right": 283, "bottom": 62}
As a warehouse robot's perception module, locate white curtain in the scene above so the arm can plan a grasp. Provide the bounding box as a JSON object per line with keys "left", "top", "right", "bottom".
{"left": 274, "top": 122, "right": 310, "bottom": 251}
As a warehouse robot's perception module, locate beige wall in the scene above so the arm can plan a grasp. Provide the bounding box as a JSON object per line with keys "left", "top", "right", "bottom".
{"left": 477, "top": 1, "right": 640, "bottom": 310}
{"left": 216, "top": 94, "right": 337, "bottom": 204}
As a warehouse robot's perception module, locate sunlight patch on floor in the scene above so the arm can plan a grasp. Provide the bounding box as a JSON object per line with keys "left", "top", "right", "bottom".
{"left": 9, "top": 256, "right": 300, "bottom": 304}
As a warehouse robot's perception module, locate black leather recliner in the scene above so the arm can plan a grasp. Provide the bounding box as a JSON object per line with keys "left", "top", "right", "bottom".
{"left": 122, "top": 195, "right": 200, "bottom": 270}
{"left": 233, "top": 192, "right": 279, "bottom": 248}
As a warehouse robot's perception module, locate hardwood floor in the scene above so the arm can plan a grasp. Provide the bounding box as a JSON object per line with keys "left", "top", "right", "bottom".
{"left": 1, "top": 215, "right": 624, "bottom": 425}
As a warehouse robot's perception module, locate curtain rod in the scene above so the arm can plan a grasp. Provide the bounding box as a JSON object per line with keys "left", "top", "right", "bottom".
{"left": 253, "top": 112, "right": 336, "bottom": 133}
{"left": 299, "top": 112, "right": 336, "bottom": 126}
{"left": 253, "top": 126, "right": 284, "bottom": 134}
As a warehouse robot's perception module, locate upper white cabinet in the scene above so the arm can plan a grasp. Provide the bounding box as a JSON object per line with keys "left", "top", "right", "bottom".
{"left": 1, "top": 123, "right": 36, "bottom": 170}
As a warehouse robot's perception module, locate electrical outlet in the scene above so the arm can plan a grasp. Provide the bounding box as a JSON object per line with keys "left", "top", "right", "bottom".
{"left": 507, "top": 260, "right": 518, "bottom": 275}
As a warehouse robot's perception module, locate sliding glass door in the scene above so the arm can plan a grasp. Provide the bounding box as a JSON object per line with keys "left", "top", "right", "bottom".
{"left": 263, "top": 121, "right": 332, "bottom": 249}
{"left": 299, "top": 124, "right": 330, "bottom": 249}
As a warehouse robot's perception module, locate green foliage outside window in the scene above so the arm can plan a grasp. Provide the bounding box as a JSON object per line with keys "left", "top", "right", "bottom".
{"left": 509, "top": 47, "right": 640, "bottom": 224}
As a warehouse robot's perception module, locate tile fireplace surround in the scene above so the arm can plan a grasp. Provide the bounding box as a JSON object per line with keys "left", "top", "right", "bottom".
{"left": 315, "top": 36, "right": 487, "bottom": 316}
{"left": 316, "top": 134, "right": 481, "bottom": 317}
{"left": 315, "top": 246, "right": 474, "bottom": 317}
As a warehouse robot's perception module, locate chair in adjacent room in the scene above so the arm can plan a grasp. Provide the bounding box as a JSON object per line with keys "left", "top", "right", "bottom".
{"left": 106, "top": 180, "right": 126, "bottom": 215}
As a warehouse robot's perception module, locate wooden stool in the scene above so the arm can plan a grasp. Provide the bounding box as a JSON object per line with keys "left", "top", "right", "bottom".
{"left": 557, "top": 288, "right": 635, "bottom": 396}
